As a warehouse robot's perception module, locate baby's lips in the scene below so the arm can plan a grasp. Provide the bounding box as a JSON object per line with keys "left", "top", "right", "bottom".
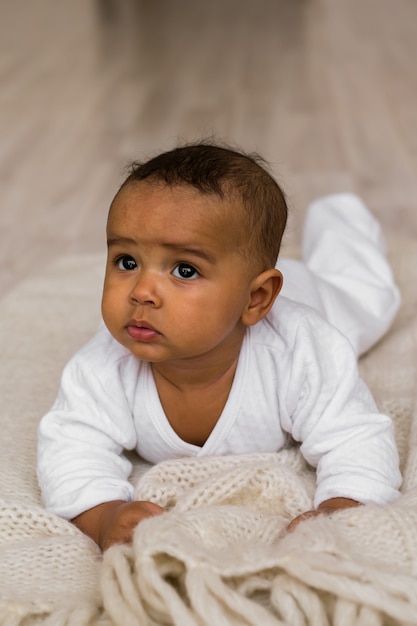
{"left": 126, "top": 320, "right": 161, "bottom": 341}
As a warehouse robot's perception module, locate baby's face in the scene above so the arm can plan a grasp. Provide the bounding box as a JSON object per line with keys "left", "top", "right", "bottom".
{"left": 102, "top": 182, "right": 255, "bottom": 366}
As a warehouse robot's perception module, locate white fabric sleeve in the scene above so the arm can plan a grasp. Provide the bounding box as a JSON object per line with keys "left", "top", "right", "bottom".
{"left": 37, "top": 336, "right": 138, "bottom": 520}
{"left": 281, "top": 310, "right": 402, "bottom": 508}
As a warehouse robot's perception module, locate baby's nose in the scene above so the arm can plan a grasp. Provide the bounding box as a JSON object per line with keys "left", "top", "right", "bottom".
{"left": 129, "top": 272, "right": 161, "bottom": 307}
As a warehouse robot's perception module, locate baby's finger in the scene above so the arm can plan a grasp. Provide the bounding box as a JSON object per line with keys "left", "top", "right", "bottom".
{"left": 287, "top": 509, "right": 321, "bottom": 532}
{"left": 140, "top": 501, "right": 165, "bottom": 516}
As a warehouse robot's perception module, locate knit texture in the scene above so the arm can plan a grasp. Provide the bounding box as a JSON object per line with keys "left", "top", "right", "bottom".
{"left": 1, "top": 238, "right": 417, "bottom": 625}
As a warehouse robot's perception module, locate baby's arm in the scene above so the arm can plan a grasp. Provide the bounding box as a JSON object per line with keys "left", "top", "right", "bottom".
{"left": 281, "top": 309, "right": 402, "bottom": 528}
{"left": 72, "top": 500, "right": 165, "bottom": 551}
{"left": 37, "top": 326, "right": 164, "bottom": 549}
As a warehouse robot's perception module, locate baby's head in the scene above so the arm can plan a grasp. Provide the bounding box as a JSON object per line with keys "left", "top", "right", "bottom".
{"left": 103, "top": 142, "right": 287, "bottom": 364}
{"left": 116, "top": 142, "right": 288, "bottom": 272}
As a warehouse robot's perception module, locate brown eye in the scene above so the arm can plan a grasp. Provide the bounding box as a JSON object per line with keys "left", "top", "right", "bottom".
{"left": 117, "top": 256, "right": 137, "bottom": 271}
{"left": 173, "top": 263, "right": 199, "bottom": 279}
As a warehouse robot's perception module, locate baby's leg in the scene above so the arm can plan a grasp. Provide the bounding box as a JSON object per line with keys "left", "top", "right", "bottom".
{"left": 278, "top": 193, "right": 400, "bottom": 356}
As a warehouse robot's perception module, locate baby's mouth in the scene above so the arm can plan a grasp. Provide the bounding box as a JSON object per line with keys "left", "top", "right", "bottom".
{"left": 126, "top": 321, "right": 161, "bottom": 342}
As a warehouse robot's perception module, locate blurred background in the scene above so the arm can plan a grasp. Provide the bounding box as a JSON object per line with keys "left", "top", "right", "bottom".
{"left": 1, "top": 0, "right": 417, "bottom": 296}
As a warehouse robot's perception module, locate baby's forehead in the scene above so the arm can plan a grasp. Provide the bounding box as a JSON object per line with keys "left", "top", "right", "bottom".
{"left": 109, "top": 180, "right": 249, "bottom": 255}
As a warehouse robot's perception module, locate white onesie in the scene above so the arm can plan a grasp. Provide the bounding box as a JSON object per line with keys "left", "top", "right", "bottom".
{"left": 37, "top": 194, "right": 402, "bottom": 520}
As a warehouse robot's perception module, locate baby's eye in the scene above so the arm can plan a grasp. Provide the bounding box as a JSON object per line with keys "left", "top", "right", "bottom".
{"left": 172, "top": 263, "right": 199, "bottom": 280}
{"left": 117, "top": 255, "right": 137, "bottom": 271}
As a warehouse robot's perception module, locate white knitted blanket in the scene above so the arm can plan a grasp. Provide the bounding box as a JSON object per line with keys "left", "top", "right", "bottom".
{"left": 1, "top": 238, "right": 417, "bottom": 626}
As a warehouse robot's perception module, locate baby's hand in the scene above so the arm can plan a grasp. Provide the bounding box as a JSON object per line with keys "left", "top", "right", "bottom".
{"left": 73, "top": 499, "right": 165, "bottom": 551}
{"left": 98, "top": 500, "right": 165, "bottom": 550}
{"left": 287, "top": 497, "right": 361, "bottom": 532}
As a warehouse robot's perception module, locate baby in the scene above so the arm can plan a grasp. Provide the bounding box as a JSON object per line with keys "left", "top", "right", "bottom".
{"left": 37, "top": 143, "right": 402, "bottom": 551}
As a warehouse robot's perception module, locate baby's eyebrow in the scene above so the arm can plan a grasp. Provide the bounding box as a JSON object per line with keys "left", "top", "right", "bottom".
{"left": 162, "top": 243, "right": 216, "bottom": 265}
{"left": 107, "top": 236, "right": 136, "bottom": 247}
{"left": 163, "top": 243, "right": 216, "bottom": 264}
{"left": 106, "top": 237, "right": 216, "bottom": 264}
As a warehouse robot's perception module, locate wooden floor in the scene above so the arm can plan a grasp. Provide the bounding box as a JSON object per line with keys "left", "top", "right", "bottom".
{"left": 1, "top": 0, "right": 417, "bottom": 297}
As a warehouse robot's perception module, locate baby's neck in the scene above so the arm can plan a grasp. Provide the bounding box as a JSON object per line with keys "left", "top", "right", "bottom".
{"left": 151, "top": 353, "right": 240, "bottom": 447}
{"left": 151, "top": 349, "right": 240, "bottom": 392}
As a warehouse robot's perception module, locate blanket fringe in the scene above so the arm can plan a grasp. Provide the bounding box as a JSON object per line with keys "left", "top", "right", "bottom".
{"left": 101, "top": 505, "right": 417, "bottom": 626}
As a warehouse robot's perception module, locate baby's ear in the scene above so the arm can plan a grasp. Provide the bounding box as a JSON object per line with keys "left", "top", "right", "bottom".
{"left": 241, "top": 269, "right": 283, "bottom": 326}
